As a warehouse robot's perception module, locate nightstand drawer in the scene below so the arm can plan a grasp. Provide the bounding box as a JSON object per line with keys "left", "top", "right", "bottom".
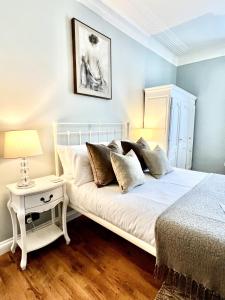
{"left": 25, "top": 187, "right": 63, "bottom": 209}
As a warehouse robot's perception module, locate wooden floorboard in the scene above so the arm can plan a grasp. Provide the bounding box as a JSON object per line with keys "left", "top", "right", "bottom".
{"left": 0, "top": 216, "right": 160, "bottom": 300}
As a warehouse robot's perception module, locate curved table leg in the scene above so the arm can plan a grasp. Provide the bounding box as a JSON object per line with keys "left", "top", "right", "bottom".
{"left": 7, "top": 200, "right": 18, "bottom": 253}
{"left": 62, "top": 190, "right": 70, "bottom": 245}
{"left": 17, "top": 210, "right": 27, "bottom": 270}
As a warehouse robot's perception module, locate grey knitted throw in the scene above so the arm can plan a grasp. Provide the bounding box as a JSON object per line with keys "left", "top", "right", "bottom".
{"left": 155, "top": 174, "right": 225, "bottom": 299}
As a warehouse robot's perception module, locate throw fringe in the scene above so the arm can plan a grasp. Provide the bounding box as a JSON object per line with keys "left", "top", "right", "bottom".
{"left": 154, "top": 264, "right": 224, "bottom": 300}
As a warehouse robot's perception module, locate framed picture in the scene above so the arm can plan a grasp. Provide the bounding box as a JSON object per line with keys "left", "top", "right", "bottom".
{"left": 71, "top": 18, "right": 112, "bottom": 99}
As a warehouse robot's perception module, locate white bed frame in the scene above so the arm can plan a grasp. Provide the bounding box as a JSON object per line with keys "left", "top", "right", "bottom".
{"left": 53, "top": 122, "right": 156, "bottom": 257}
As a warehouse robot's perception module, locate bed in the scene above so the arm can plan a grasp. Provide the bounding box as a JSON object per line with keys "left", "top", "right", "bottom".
{"left": 66, "top": 168, "right": 206, "bottom": 255}
{"left": 53, "top": 122, "right": 206, "bottom": 257}
{"left": 53, "top": 122, "right": 225, "bottom": 297}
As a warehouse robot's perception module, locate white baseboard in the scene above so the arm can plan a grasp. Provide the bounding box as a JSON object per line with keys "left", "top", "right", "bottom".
{"left": 66, "top": 210, "right": 80, "bottom": 222}
{"left": 0, "top": 210, "right": 80, "bottom": 256}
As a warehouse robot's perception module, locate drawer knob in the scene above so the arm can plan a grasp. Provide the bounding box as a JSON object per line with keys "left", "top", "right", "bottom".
{"left": 40, "top": 194, "right": 53, "bottom": 203}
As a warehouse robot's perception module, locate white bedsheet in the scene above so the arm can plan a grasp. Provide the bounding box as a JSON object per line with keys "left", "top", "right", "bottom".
{"left": 66, "top": 168, "right": 207, "bottom": 248}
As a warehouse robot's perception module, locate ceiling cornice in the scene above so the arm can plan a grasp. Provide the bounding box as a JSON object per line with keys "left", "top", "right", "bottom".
{"left": 177, "top": 46, "right": 225, "bottom": 66}
{"left": 77, "top": 0, "right": 178, "bottom": 66}
{"left": 77, "top": 0, "right": 225, "bottom": 67}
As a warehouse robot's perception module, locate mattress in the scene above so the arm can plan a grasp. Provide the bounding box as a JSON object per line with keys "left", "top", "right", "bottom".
{"left": 66, "top": 168, "right": 207, "bottom": 248}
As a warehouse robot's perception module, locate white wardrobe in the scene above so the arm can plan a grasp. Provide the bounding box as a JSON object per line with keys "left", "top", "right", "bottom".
{"left": 144, "top": 84, "right": 197, "bottom": 169}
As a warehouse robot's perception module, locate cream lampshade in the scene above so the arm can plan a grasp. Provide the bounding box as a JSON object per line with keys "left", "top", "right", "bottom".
{"left": 131, "top": 128, "right": 154, "bottom": 140}
{"left": 131, "top": 128, "right": 164, "bottom": 150}
{"left": 4, "top": 130, "right": 43, "bottom": 188}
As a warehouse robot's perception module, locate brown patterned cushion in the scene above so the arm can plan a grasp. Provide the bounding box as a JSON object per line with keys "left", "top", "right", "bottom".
{"left": 121, "top": 137, "right": 150, "bottom": 170}
{"left": 86, "top": 142, "right": 119, "bottom": 187}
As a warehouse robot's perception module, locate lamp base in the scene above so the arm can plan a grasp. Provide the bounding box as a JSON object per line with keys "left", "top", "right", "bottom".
{"left": 17, "top": 157, "right": 35, "bottom": 189}
{"left": 17, "top": 180, "right": 35, "bottom": 189}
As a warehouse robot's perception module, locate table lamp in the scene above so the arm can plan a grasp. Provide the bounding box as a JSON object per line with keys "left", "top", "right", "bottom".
{"left": 131, "top": 127, "right": 164, "bottom": 149}
{"left": 4, "top": 130, "right": 43, "bottom": 188}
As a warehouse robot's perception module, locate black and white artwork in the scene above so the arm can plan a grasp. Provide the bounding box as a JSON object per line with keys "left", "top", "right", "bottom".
{"left": 72, "top": 18, "right": 112, "bottom": 99}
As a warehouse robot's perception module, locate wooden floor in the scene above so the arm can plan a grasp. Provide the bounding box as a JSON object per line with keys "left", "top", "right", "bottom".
{"left": 0, "top": 216, "right": 160, "bottom": 300}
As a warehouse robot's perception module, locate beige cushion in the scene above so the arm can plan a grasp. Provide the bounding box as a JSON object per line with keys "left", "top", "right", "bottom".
{"left": 108, "top": 140, "right": 123, "bottom": 154}
{"left": 121, "top": 137, "right": 150, "bottom": 170}
{"left": 142, "top": 146, "right": 173, "bottom": 178}
{"left": 86, "top": 142, "right": 119, "bottom": 187}
{"left": 110, "top": 150, "right": 145, "bottom": 193}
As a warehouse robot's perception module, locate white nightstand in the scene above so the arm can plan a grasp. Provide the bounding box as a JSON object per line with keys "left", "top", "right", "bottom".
{"left": 7, "top": 175, "right": 70, "bottom": 270}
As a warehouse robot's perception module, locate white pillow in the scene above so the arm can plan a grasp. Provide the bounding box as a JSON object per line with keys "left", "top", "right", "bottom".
{"left": 57, "top": 145, "right": 75, "bottom": 178}
{"left": 57, "top": 141, "right": 123, "bottom": 185}
{"left": 73, "top": 152, "right": 94, "bottom": 186}
{"left": 57, "top": 144, "right": 87, "bottom": 178}
{"left": 110, "top": 150, "right": 145, "bottom": 193}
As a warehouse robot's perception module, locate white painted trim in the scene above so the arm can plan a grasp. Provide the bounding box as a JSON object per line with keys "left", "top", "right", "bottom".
{"left": 145, "top": 84, "right": 197, "bottom": 101}
{"left": 178, "top": 46, "right": 225, "bottom": 66}
{"left": 77, "top": 0, "right": 225, "bottom": 66}
{"left": 0, "top": 238, "right": 12, "bottom": 256}
{"left": 69, "top": 204, "right": 156, "bottom": 257}
{"left": 0, "top": 210, "right": 80, "bottom": 256}
{"left": 77, "top": 0, "right": 178, "bottom": 66}
{"left": 67, "top": 209, "right": 80, "bottom": 222}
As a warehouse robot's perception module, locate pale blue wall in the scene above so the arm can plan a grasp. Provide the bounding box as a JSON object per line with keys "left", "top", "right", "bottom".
{"left": 0, "top": 0, "right": 176, "bottom": 242}
{"left": 177, "top": 57, "right": 225, "bottom": 174}
{"left": 60, "top": 0, "right": 177, "bottom": 126}
{"left": 0, "top": 0, "right": 224, "bottom": 244}
{"left": 0, "top": 0, "right": 177, "bottom": 131}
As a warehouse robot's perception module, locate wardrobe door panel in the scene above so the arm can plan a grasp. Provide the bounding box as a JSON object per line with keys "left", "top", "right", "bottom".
{"left": 144, "top": 96, "right": 170, "bottom": 150}
{"left": 144, "top": 85, "right": 196, "bottom": 170}
{"left": 168, "top": 98, "right": 180, "bottom": 167}
{"left": 144, "top": 97, "right": 169, "bottom": 129}
{"left": 177, "top": 100, "right": 189, "bottom": 168}
{"left": 186, "top": 100, "right": 195, "bottom": 169}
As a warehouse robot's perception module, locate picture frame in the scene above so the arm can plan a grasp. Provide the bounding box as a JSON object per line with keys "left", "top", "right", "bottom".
{"left": 71, "top": 18, "right": 112, "bottom": 100}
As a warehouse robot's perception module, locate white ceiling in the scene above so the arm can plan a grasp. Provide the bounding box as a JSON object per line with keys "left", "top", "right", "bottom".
{"left": 78, "top": 0, "right": 225, "bottom": 65}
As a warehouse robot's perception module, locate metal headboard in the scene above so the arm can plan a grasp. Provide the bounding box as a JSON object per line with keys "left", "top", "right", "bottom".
{"left": 53, "top": 122, "right": 130, "bottom": 176}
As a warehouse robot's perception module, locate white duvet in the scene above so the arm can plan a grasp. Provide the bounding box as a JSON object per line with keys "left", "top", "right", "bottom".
{"left": 66, "top": 168, "right": 207, "bottom": 248}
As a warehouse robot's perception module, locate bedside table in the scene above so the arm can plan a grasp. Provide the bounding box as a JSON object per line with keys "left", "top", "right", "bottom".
{"left": 7, "top": 175, "right": 71, "bottom": 270}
